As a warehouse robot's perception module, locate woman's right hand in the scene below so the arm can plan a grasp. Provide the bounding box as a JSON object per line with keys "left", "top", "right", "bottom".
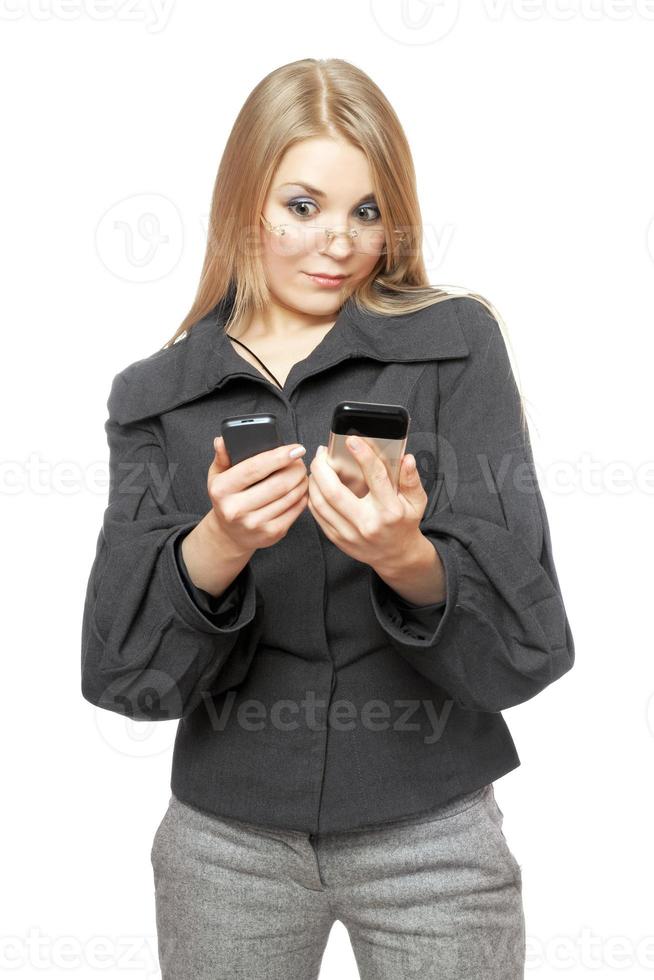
{"left": 206, "top": 436, "right": 309, "bottom": 555}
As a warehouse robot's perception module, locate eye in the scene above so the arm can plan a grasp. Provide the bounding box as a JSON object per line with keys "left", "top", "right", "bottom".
{"left": 286, "top": 199, "right": 319, "bottom": 219}
{"left": 356, "top": 204, "right": 381, "bottom": 223}
{"left": 285, "top": 199, "right": 382, "bottom": 223}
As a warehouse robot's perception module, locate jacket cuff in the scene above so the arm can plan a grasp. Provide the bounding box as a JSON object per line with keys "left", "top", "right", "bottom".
{"left": 162, "top": 522, "right": 256, "bottom": 634}
{"left": 368, "top": 537, "right": 458, "bottom": 647}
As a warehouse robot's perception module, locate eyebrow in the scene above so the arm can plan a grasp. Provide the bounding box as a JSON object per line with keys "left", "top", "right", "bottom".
{"left": 277, "top": 181, "right": 377, "bottom": 205}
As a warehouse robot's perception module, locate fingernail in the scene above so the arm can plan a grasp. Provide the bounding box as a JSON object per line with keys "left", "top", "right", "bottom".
{"left": 289, "top": 445, "right": 306, "bottom": 458}
{"left": 318, "top": 444, "right": 326, "bottom": 456}
{"left": 348, "top": 436, "right": 360, "bottom": 451}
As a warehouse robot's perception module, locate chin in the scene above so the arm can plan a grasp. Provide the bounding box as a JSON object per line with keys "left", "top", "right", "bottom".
{"left": 292, "top": 288, "right": 347, "bottom": 312}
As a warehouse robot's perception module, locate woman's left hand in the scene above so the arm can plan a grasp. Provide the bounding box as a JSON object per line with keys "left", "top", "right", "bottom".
{"left": 307, "top": 436, "right": 429, "bottom": 571}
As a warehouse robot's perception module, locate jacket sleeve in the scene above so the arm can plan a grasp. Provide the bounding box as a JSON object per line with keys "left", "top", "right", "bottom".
{"left": 81, "top": 384, "right": 263, "bottom": 721}
{"left": 369, "top": 300, "right": 575, "bottom": 712}
{"left": 174, "top": 528, "right": 247, "bottom": 619}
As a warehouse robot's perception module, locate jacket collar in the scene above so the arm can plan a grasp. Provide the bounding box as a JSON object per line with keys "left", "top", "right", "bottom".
{"left": 110, "top": 290, "right": 470, "bottom": 425}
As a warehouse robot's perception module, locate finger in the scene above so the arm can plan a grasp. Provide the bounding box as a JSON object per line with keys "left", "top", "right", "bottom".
{"left": 309, "top": 444, "right": 361, "bottom": 519}
{"left": 307, "top": 471, "right": 354, "bottom": 541}
{"left": 210, "top": 435, "right": 232, "bottom": 474}
{"left": 208, "top": 439, "right": 307, "bottom": 521}
{"left": 225, "top": 441, "right": 307, "bottom": 494}
{"left": 307, "top": 494, "right": 341, "bottom": 546}
{"left": 207, "top": 437, "right": 237, "bottom": 496}
{"left": 345, "top": 435, "right": 399, "bottom": 507}
{"left": 398, "top": 453, "right": 428, "bottom": 513}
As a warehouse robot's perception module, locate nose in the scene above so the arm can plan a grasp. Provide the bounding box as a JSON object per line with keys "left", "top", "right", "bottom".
{"left": 318, "top": 228, "right": 356, "bottom": 259}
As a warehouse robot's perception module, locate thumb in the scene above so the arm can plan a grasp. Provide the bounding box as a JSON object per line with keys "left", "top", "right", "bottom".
{"left": 209, "top": 435, "right": 232, "bottom": 476}
{"left": 399, "top": 453, "right": 421, "bottom": 494}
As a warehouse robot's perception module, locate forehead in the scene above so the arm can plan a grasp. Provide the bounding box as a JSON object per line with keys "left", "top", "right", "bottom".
{"left": 270, "top": 138, "right": 375, "bottom": 200}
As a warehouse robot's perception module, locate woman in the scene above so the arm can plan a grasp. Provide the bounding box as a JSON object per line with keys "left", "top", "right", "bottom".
{"left": 81, "top": 58, "right": 575, "bottom": 980}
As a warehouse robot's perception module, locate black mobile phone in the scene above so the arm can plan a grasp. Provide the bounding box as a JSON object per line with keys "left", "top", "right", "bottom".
{"left": 326, "top": 401, "right": 410, "bottom": 498}
{"left": 221, "top": 413, "right": 282, "bottom": 467}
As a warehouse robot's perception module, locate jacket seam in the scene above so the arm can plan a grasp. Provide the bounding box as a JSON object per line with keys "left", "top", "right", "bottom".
{"left": 149, "top": 415, "right": 196, "bottom": 514}
{"left": 440, "top": 299, "right": 492, "bottom": 409}
{"left": 406, "top": 361, "right": 434, "bottom": 412}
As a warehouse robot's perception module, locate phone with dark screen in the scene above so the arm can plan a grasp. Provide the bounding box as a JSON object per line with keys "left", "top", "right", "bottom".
{"left": 221, "top": 413, "right": 282, "bottom": 467}
{"left": 326, "top": 401, "right": 410, "bottom": 498}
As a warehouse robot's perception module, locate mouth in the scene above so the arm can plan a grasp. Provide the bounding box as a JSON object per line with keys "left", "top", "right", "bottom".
{"left": 302, "top": 271, "right": 348, "bottom": 287}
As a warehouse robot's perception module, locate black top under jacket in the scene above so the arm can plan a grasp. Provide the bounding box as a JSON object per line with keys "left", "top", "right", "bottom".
{"left": 80, "top": 290, "right": 575, "bottom": 833}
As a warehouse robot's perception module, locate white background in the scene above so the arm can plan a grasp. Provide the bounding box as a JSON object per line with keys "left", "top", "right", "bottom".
{"left": 1, "top": 1, "right": 652, "bottom": 977}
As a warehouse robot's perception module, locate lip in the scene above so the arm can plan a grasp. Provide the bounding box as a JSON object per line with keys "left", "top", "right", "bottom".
{"left": 303, "top": 271, "right": 348, "bottom": 288}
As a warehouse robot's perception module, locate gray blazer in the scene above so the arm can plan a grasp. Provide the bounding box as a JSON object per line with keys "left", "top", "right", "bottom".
{"left": 81, "top": 292, "right": 575, "bottom": 833}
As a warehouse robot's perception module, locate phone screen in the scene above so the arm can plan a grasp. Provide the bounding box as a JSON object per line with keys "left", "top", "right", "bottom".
{"left": 221, "top": 414, "right": 282, "bottom": 466}
{"left": 326, "top": 401, "right": 410, "bottom": 497}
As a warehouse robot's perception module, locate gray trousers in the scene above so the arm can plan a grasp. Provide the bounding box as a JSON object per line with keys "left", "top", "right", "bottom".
{"left": 150, "top": 783, "right": 525, "bottom": 979}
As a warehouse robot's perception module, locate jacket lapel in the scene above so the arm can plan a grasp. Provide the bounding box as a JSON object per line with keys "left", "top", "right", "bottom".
{"left": 109, "top": 292, "right": 470, "bottom": 425}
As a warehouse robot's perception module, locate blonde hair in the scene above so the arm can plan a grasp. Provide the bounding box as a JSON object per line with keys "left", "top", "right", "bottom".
{"left": 161, "top": 57, "right": 528, "bottom": 435}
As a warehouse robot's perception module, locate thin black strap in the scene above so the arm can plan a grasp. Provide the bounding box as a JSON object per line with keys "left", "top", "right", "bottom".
{"left": 227, "top": 334, "right": 283, "bottom": 390}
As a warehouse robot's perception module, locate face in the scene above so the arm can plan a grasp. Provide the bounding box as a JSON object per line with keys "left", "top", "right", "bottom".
{"left": 257, "top": 136, "right": 387, "bottom": 319}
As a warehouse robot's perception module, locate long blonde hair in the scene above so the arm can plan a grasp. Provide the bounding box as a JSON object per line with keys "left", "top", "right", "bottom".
{"left": 161, "top": 57, "right": 529, "bottom": 434}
